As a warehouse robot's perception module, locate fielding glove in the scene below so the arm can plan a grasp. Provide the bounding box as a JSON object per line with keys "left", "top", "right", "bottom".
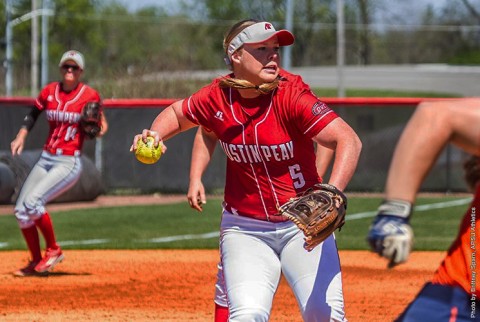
{"left": 367, "top": 199, "right": 413, "bottom": 268}
{"left": 80, "top": 101, "right": 102, "bottom": 139}
{"left": 278, "top": 183, "right": 347, "bottom": 251}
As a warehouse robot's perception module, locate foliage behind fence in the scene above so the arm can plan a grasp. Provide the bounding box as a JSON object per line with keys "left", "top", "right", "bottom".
{"left": 1, "top": 0, "right": 480, "bottom": 96}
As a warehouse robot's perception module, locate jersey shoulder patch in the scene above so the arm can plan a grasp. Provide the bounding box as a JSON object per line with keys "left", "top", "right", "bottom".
{"left": 311, "top": 101, "right": 331, "bottom": 116}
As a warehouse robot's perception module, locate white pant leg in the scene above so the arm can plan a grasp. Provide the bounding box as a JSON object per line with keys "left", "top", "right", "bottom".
{"left": 220, "top": 212, "right": 282, "bottom": 322}
{"left": 214, "top": 261, "right": 228, "bottom": 307}
{"left": 281, "top": 232, "right": 347, "bottom": 322}
{"left": 15, "top": 152, "right": 82, "bottom": 228}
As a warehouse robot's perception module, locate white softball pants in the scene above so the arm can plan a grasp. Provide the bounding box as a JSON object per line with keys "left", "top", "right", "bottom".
{"left": 217, "top": 210, "right": 347, "bottom": 322}
{"left": 14, "top": 151, "right": 82, "bottom": 228}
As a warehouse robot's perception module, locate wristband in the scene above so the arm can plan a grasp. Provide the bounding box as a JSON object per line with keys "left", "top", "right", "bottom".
{"left": 377, "top": 199, "right": 412, "bottom": 219}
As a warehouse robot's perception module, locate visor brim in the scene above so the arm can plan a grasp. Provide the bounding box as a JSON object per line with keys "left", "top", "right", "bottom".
{"left": 244, "top": 29, "right": 295, "bottom": 46}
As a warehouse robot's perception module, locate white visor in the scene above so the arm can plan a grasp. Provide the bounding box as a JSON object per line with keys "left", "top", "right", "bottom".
{"left": 226, "top": 22, "right": 294, "bottom": 59}
{"left": 59, "top": 50, "right": 85, "bottom": 70}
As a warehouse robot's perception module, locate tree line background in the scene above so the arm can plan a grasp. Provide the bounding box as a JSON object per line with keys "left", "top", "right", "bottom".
{"left": 1, "top": 0, "right": 480, "bottom": 98}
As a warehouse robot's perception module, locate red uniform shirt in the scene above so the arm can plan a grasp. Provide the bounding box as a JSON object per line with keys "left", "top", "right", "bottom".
{"left": 432, "top": 186, "right": 480, "bottom": 295}
{"left": 35, "top": 82, "right": 101, "bottom": 156}
{"left": 182, "top": 71, "right": 338, "bottom": 221}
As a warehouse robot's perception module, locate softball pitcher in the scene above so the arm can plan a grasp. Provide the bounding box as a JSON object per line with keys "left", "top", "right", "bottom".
{"left": 132, "top": 19, "right": 361, "bottom": 321}
{"left": 187, "top": 127, "right": 336, "bottom": 322}
{"left": 11, "top": 50, "right": 108, "bottom": 277}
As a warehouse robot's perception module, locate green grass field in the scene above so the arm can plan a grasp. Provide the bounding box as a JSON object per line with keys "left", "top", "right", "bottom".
{"left": 0, "top": 195, "right": 470, "bottom": 252}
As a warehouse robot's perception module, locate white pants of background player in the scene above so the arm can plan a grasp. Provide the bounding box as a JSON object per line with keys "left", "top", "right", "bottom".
{"left": 215, "top": 209, "right": 347, "bottom": 322}
{"left": 15, "top": 151, "right": 82, "bottom": 228}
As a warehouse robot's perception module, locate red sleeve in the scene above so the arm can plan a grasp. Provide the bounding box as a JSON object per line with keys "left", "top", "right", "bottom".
{"left": 278, "top": 72, "right": 338, "bottom": 138}
{"left": 91, "top": 87, "right": 101, "bottom": 102}
{"left": 295, "top": 93, "right": 338, "bottom": 138}
{"left": 182, "top": 95, "right": 201, "bottom": 126}
{"left": 181, "top": 81, "right": 219, "bottom": 131}
{"left": 34, "top": 84, "right": 53, "bottom": 111}
{"left": 82, "top": 84, "right": 101, "bottom": 103}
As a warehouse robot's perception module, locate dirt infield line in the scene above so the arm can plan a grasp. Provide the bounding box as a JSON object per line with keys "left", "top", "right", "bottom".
{"left": 0, "top": 194, "right": 188, "bottom": 216}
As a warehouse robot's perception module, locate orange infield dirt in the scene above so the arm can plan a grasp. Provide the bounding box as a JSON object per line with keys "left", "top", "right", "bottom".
{"left": 0, "top": 249, "right": 445, "bottom": 321}
{"left": 0, "top": 195, "right": 448, "bottom": 321}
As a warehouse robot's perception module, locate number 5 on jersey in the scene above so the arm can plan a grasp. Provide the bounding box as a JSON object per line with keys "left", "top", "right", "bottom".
{"left": 289, "top": 164, "right": 306, "bottom": 189}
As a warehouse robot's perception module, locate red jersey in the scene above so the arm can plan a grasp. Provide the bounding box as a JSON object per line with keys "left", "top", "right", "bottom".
{"left": 35, "top": 82, "right": 101, "bottom": 156}
{"left": 432, "top": 186, "right": 480, "bottom": 295}
{"left": 182, "top": 71, "right": 338, "bottom": 221}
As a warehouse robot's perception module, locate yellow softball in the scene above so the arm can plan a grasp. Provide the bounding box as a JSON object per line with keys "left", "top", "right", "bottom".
{"left": 135, "top": 136, "right": 162, "bottom": 164}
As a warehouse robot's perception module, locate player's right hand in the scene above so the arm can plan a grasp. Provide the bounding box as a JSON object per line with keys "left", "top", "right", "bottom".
{"left": 130, "top": 129, "right": 166, "bottom": 153}
{"left": 366, "top": 200, "right": 413, "bottom": 268}
{"left": 187, "top": 180, "right": 206, "bottom": 212}
{"left": 11, "top": 137, "right": 25, "bottom": 156}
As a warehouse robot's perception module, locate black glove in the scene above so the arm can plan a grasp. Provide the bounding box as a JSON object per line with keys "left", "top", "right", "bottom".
{"left": 80, "top": 101, "right": 102, "bottom": 139}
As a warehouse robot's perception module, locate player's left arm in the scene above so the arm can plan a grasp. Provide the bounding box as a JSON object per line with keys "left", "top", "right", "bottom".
{"left": 312, "top": 118, "right": 362, "bottom": 191}
{"left": 368, "top": 98, "right": 480, "bottom": 268}
{"left": 11, "top": 106, "right": 42, "bottom": 156}
{"left": 188, "top": 127, "right": 218, "bottom": 212}
{"left": 315, "top": 144, "right": 335, "bottom": 179}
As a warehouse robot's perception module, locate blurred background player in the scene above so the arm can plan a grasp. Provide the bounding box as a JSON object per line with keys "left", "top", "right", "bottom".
{"left": 132, "top": 19, "right": 361, "bottom": 321}
{"left": 367, "top": 99, "right": 480, "bottom": 321}
{"left": 10, "top": 50, "right": 108, "bottom": 277}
